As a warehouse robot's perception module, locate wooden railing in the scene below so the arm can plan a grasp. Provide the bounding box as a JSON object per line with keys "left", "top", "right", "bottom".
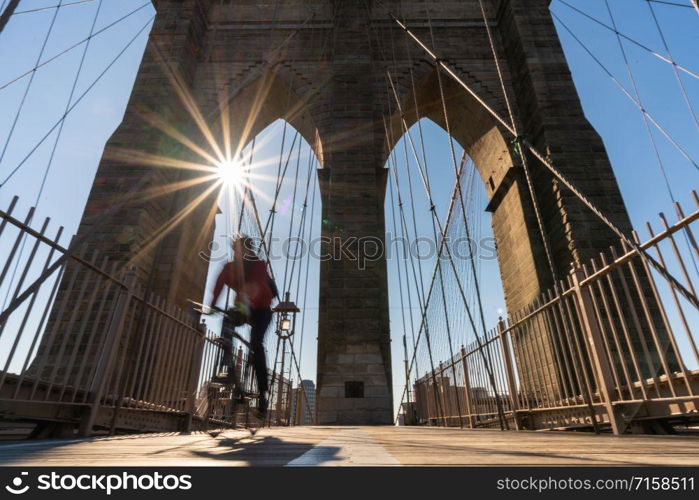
{"left": 413, "top": 192, "right": 699, "bottom": 433}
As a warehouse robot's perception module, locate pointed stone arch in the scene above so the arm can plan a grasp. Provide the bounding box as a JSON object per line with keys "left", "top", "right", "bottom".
{"left": 385, "top": 68, "right": 549, "bottom": 313}
{"left": 214, "top": 70, "right": 324, "bottom": 166}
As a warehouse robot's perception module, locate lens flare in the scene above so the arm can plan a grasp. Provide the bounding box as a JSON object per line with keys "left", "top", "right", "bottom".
{"left": 217, "top": 159, "right": 244, "bottom": 187}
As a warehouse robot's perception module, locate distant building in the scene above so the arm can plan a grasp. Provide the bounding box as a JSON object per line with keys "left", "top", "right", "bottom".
{"left": 290, "top": 380, "right": 316, "bottom": 425}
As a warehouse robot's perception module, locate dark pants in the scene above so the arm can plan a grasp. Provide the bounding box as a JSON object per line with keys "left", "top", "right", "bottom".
{"left": 248, "top": 308, "right": 272, "bottom": 396}
{"left": 221, "top": 308, "right": 272, "bottom": 398}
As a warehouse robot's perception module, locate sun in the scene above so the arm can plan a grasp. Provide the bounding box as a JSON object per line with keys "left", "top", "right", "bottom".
{"left": 217, "top": 159, "right": 245, "bottom": 187}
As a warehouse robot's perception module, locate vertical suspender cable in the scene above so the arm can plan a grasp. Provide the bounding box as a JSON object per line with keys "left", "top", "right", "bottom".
{"left": 383, "top": 112, "right": 445, "bottom": 424}
{"left": 295, "top": 171, "right": 318, "bottom": 386}
{"left": 387, "top": 12, "right": 699, "bottom": 310}
{"left": 281, "top": 138, "right": 303, "bottom": 295}
{"left": 388, "top": 167, "right": 414, "bottom": 423}
{"left": 380, "top": 15, "right": 445, "bottom": 422}
{"left": 387, "top": 69, "right": 505, "bottom": 426}
{"left": 476, "top": 0, "right": 559, "bottom": 285}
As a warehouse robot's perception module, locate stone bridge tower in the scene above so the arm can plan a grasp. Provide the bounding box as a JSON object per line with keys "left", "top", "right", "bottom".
{"left": 73, "top": 0, "right": 632, "bottom": 424}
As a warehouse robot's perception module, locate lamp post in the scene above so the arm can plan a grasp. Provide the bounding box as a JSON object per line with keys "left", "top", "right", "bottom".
{"left": 272, "top": 292, "right": 299, "bottom": 424}
{"left": 273, "top": 292, "right": 300, "bottom": 339}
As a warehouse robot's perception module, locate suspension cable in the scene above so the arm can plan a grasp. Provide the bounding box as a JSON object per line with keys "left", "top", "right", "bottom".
{"left": 476, "top": 0, "right": 559, "bottom": 285}
{"left": 288, "top": 146, "right": 315, "bottom": 298}
{"left": 263, "top": 131, "right": 299, "bottom": 245}
{"left": 550, "top": 11, "right": 698, "bottom": 172}
{"left": 1, "top": 0, "right": 105, "bottom": 312}
{"left": 392, "top": 157, "right": 469, "bottom": 425}
{"left": 434, "top": 240, "right": 465, "bottom": 428}
{"left": 13, "top": 0, "right": 100, "bottom": 16}
{"left": 386, "top": 70, "right": 508, "bottom": 405}
{"left": 236, "top": 141, "right": 256, "bottom": 236}
{"left": 603, "top": 0, "right": 699, "bottom": 278}
{"left": 387, "top": 0, "right": 699, "bottom": 418}
{"left": 282, "top": 0, "right": 331, "bottom": 407}
{"left": 289, "top": 149, "right": 318, "bottom": 422}
{"left": 226, "top": 139, "right": 257, "bottom": 313}
{"left": 383, "top": 42, "right": 459, "bottom": 424}
{"left": 383, "top": 113, "right": 445, "bottom": 425}
{"left": 0, "top": 14, "right": 155, "bottom": 188}
{"left": 0, "top": 2, "right": 152, "bottom": 91}
{"left": 0, "top": 0, "right": 18, "bottom": 33}
{"left": 0, "top": 15, "right": 157, "bottom": 331}
{"left": 644, "top": 0, "right": 699, "bottom": 133}
{"left": 387, "top": 160, "right": 415, "bottom": 422}
{"left": 387, "top": 9, "right": 468, "bottom": 423}
{"left": 234, "top": 130, "right": 315, "bottom": 424}
{"left": 647, "top": 0, "right": 695, "bottom": 8}
{"left": 38, "top": 0, "right": 104, "bottom": 205}
{"left": 286, "top": 152, "right": 316, "bottom": 415}
{"left": 236, "top": 131, "right": 315, "bottom": 420}
{"left": 425, "top": 0, "right": 501, "bottom": 428}
{"left": 295, "top": 170, "right": 318, "bottom": 387}
{"left": 0, "top": 0, "right": 64, "bottom": 166}
{"left": 280, "top": 139, "right": 302, "bottom": 294}
{"left": 601, "top": 0, "right": 690, "bottom": 201}
{"left": 378, "top": 9, "right": 446, "bottom": 423}
{"left": 389, "top": 12, "right": 699, "bottom": 311}
{"left": 419, "top": 73, "right": 508, "bottom": 428}
{"left": 556, "top": 0, "right": 699, "bottom": 80}
{"left": 384, "top": 116, "right": 422, "bottom": 414}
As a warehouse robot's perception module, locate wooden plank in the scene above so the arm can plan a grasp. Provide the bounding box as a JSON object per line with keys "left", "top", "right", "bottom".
{"left": 0, "top": 427, "right": 698, "bottom": 466}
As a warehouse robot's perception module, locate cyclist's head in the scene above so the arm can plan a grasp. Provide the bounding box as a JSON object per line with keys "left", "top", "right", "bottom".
{"left": 232, "top": 234, "right": 257, "bottom": 259}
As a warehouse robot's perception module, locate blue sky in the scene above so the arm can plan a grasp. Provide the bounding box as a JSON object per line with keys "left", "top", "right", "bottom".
{"left": 0, "top": 0, "right": 697, "bottom": 410}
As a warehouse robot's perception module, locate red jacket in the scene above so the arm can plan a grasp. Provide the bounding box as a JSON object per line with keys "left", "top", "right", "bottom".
{"left": 211, "top": 258, "right": 276, "bottom": 310}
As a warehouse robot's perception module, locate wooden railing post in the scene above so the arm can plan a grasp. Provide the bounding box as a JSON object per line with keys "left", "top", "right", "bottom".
{"left": 184, "top": 324, "right": 206, "bottom": 433}
{"left": 571, "top": 268, "right": 622, "bottom": 435}
{"left": 79, "top": 272, "right": 136, "bottom": 437}
{"left": 460, "top": 347, "right": 475, "bottom": 428}
{"left": 497, "top": 318, "right": 521, "bottom": 430}
{"left": 438, "top": 361, "right": 448, "bottom": 426}
{"left": 428, "top": 373, "right": 437, "bottom": 425}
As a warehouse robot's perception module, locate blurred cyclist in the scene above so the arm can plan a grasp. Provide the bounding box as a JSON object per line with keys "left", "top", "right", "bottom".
{"left": 207, "top": 235, "right": 277, "bottom": 416}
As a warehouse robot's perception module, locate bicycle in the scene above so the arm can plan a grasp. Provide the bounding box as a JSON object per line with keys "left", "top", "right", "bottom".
{"left": 189, "top": 300, "right": 264, "bottom": 435}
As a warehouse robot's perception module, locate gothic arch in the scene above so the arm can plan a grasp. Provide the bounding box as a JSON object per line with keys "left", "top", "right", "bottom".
{"left": 385, "top": 67, "right": 513, "bottom": 196}
{"left": 223, "top": 70, "right": 324, "bottom": 165}
{"left": 385, "top": 68, "right": 548, "bottom": 313}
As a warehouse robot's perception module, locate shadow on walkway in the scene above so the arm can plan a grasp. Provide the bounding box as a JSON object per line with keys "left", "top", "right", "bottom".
{"left": 189, "top": 434, "right": 341, "bottom": 466}
{"left": 0, "top": 430, "right": 341, "bottom": 467}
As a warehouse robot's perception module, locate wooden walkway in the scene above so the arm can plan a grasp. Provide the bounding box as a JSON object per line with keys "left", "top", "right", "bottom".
{"left": 0, "top": 427, "right": 698, "bottom": 466}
